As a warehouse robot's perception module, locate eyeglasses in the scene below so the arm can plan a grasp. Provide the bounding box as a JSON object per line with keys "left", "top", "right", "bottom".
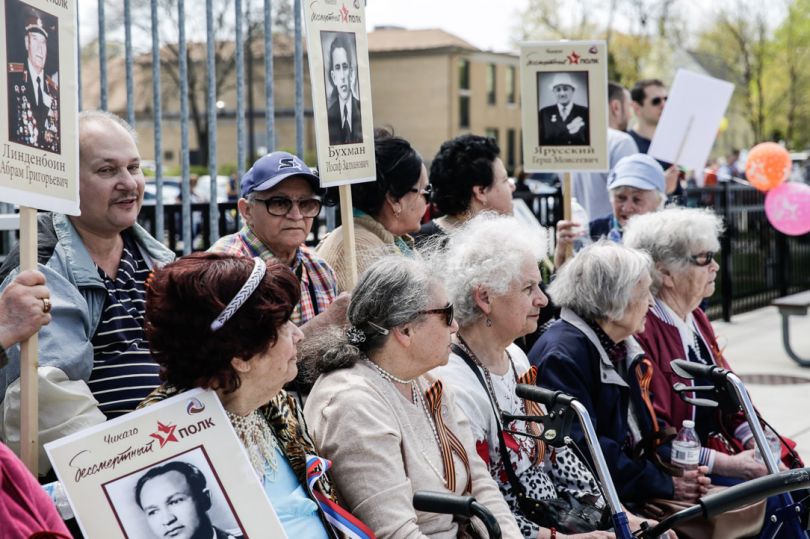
{"left": 688, "top": 251, "right": 715, "bottom": 267}
{"left": 409, "top": 184, "right": 432, "bottom": 203}
{"left": 650, "top": 96, "right": 668, "bottom": 106}
{"left": 417, "top": 303, "right": 454, "bottom": 326}
{"left": 254, "top": 196, "right": 322, "bottom": 217}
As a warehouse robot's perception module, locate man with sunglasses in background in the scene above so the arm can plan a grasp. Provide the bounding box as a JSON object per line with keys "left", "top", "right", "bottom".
{"left": 209, "top": 152, "right": 346, "bottom": 336}
{"left": 629, "top": 79, "right": 683, "bottom": 202}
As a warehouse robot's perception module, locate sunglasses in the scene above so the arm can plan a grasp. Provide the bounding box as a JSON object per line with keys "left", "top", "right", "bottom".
{"left": 254, "top": 196, "right": 322, "bottom": 217}
{"left": 409, "top": 184, "right": 432, "bottom": 203}
{"left": 649, "top": 96, "right": 668, "bottom": 106}
{"left": 417, "top": 303, "right": 454, "bottom": 326}
{"left": 688, "top": 251, "right": 715, "bottom": 267}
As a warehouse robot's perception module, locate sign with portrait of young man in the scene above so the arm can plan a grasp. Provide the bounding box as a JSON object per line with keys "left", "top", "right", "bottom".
{"left": 0, "top": 0, "right": 79, "bottom": 215}
{"left": 520, "top": 41, "right": 608, "bottom": 173}
{"left": 45, "top": 389, "right": 287, "bottom": 539}
{"left": 304, "top": 0, "right": 375, "bottom": 187}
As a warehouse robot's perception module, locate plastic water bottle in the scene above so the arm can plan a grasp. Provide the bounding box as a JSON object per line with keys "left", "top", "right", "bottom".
{"left": 570, "top": 197, "right": 592, "bottom": 251}
{"left": 42, "top": 481, "right": 74, "bottom": 520}
{"left": 671, "top": 420, "right": 700, "bottom": 470}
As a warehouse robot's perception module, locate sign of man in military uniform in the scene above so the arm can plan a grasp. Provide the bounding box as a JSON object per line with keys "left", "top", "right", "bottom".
{"left": 7, "top": 9, "right": 60, "bottom": 154}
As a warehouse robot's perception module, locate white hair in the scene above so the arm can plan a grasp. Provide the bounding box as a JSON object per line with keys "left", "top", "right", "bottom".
{"left": 442, "top": 213, "right": 547, "bottom": 326}
{"left": 623, "top": 207, "right": 724, "bottom": 293}
{"left": 549, "top": 240, "right": 653, "bottom": 322}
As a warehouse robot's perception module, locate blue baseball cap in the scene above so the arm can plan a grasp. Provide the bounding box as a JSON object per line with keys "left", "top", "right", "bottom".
{"left": 608, "top": 153, "right": 666, "bottom": 193}
{"left": 240, "top": 152, "right": 322, "bottom": 198}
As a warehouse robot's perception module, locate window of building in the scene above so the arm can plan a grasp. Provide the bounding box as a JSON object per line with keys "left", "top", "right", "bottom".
{"left": 485, "top": 127, "right": 499, "bottom": 145}
{"left": 506, "top": 128, "right": 516, "bottom": 173}
{"left": 459, "top": 96, "right": 470, "bottom": 129}
{"left": 506, "top": 66, "right": 516, "bottom": 104}
{"left": 459, "top": 59, "right": 470, "bottom": 90}
{"left": 487, "top": 64, "right": 497, "bottom": 105}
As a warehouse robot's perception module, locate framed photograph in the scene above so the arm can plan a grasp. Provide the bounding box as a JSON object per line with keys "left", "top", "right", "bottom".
{"left": 45, "top": 389, "right": 286, "bottom": 539}
{"left": 520, "top": 41, "right": 608, "bottom": 173}
{"left": 303, "top": 0, "right": 375, "bottom": 187}
{"left": 0, "top": 0, "right": 79, "bottom": 214}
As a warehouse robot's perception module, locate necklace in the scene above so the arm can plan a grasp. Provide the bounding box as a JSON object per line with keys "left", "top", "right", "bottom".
{"left": 368, "top": 359, "right": 414, "bottom": 384}
{"left": 226, "top": 409, "right": 279, "bottom": 481}
{"left": 456, "top": 335, "right": 538, "bottom": 462}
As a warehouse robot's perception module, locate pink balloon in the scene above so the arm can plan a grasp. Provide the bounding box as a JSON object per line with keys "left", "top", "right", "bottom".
{"left": 764, "top": 182, "right": 810, "bottom": 236}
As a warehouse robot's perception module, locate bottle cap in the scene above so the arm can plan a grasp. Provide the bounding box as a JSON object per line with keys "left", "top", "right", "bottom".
{"left": 683, "top": 420, "right": 695, "bottom": 428}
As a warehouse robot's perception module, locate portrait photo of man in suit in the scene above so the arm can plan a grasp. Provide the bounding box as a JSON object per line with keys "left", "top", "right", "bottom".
{"left": 537, "top": 72, "right": 590, "bottom": 146}
{"left": 323, "top": 32, "right": 363, "bottom": 146}
{"left": 6, "top": 3, "right": 60, "bottom": 154}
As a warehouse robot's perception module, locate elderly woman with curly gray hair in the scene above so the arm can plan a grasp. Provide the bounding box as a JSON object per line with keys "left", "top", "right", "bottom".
{"left": 624, "top": 208, "right": 794, "bottom": 478}
{"left": 433, "top": 215, "right": 667, "bottom": 539}
{"left": 528, "top": 241, "right": 711, "bottom": 508}
{"left": 303, "top": 256, "right": 524, "bottom": 538}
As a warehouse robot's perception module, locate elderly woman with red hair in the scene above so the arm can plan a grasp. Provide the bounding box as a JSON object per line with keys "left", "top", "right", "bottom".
{"left": 140, "top": 252, "right": 369, "bottom": 539}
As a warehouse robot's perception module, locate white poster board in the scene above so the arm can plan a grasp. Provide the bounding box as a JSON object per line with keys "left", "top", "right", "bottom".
{"left": 520, "top": 41, "right": 609, "bottom": 173}
{"left": 304, "top": 0, "right": 376, "bottom": 188}
{"left": 45, "top": 389, "right": 287, "bottom": 539}
{"left": 0, "top": 0, "right": 79, "bottom": 215}
{"left": 648, "top": 69, "right": 734, "bottom": 172}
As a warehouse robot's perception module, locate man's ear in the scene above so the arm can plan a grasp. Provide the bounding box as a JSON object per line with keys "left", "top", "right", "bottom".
{"left": 199, "top": 488, "right": 212, "bottom": 512}
{"left": 237, "top": 198, "right": 252, "bottom": 224}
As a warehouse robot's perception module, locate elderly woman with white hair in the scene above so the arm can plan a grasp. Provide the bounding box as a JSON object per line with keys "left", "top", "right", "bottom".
{"left": 624, "top": 207, "right": 792, "bottom": 477}
{"left": 554, "top": 154, "right": 667, "bottom": 268}
{"left": 433, "top": 215, "right": 667, "bottom": 539}
{"left": 529, "top": 241, "right": 711, "bottom": 507}
{"left": 303, "top": 256, "right": 523, "bottom": 539}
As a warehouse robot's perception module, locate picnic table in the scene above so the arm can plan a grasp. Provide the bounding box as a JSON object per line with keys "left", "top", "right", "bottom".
{"left": 772, "top": 290, "right": 810, "bottom": 367}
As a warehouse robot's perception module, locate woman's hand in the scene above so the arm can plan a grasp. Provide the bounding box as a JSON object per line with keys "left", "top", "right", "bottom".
{"left": 626, "top": 511, "right": 678, "bottom": 538}
{"left": 671, "top": 465, "right": 711, "bottom": 502}
{"left": 554, "top": 220, "right": 583, "bottom": 269}
{"left": 712, "top": 449, "right": 768, "bottom": 480}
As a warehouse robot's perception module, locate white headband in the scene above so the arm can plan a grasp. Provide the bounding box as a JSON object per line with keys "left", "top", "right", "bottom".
{"left": 210, "top": 257, "right": 267, "bottom": 332}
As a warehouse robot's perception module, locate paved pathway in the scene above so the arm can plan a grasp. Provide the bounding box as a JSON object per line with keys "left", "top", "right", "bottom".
{"left": 712, "top": 305, "right": 810, "bottom": 462}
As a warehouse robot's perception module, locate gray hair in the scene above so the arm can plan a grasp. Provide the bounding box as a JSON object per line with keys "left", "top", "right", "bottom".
{"left": 549, "top": 240, "right": 653, "bottom": 321}
{"left": 443, "top": 213, "right": 546, "bottom": 326}
{"left": 609, "top": 186, "right": 667, "bottom": 210}
{"left": 623, "top": 207, "right": 724, "bottom": 293}
{"left": 308, "top": 256, "right": 438, "bottom": 375}
{"left": 78, "top": 110, "right": 137, "bottom": 141}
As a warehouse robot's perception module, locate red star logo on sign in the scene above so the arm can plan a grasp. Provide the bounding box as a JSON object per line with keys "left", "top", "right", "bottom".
{"left": 567, "top": 51, "right": 581, "bottom": 64}
{"left": 340, "top": 4, "right": 349, "bottom": 23}
{"left": 149, "top": 421, "right": 178, "bottom": 448}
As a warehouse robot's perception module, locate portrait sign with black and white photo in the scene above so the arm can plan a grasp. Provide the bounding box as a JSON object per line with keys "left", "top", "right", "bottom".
{"left": 0, "top": 0, "right": 79, "bottom": 214}
{"left": 520, "top": 41, "right": 608, "bottom": 172}
{"left": 45, "top": 389, "right": 286, "bottom": 539}
{"left": 304, "top": 0, "right": 375, "bottom": 187}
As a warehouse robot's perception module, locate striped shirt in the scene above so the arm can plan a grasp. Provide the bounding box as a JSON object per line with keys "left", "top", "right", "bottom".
{"left": 209, "top": 225, "right": 338, "bottom": 325}
{"left": 88, "top": 232, "right": 161, "bottom": 419}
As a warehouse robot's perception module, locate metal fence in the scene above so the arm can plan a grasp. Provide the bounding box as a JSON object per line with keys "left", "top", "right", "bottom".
{"left": 686, "top": 183, "right": 810, "bottom": 321}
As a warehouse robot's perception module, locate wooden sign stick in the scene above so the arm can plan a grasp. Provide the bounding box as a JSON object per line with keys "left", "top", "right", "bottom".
{"left": 338, "top": 184, "right": 358, "bottom": 290}
{"left": 562, "top": 172, "right": 573, "bottom": 259}
{"left": 19, "top": 206, "right": 39, "bottom": 475}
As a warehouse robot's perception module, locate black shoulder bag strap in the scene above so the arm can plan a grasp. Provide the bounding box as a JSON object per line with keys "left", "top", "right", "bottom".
{"left": 450, "top": 344, "right": 536, "bottom": 507}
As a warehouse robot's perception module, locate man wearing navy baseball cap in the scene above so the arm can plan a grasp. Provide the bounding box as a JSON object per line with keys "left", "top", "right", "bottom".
{"left": 209, "top": 152, "right": 345, "bottom": 331}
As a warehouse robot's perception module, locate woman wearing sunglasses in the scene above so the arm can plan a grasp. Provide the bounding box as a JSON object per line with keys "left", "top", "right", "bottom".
{"left": 317, "top": 128, "right": 430, "bottom": 292}
{"left": 303, "top": 256, "right": 524, "bottom": 538}
{"left": 624, "top": 207, "right": 784, "bottom": 480}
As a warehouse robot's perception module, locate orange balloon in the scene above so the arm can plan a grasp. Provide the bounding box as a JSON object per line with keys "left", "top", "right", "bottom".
{"left": 745, "top": 142, "right": 791, "bottom": 192}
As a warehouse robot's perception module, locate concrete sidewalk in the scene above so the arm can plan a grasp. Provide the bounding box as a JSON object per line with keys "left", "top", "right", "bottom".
{"left": 712, "top": 305, "right": 810, "bottom": 462}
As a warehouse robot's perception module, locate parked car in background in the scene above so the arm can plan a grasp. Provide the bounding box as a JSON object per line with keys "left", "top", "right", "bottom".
{"left": 195, "top": 175, "right": 235, "bottom": 202}
{"left": 143, "top": 178, "right": 181, "bottom": 205}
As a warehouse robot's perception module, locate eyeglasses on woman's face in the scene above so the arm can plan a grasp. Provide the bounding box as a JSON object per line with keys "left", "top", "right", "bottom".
{"left": 688, "top": 251, "right": 715, "bottom": 267}
{"left": 417, "top": 303, "right": 454, "bottom": 326}
{"left": 254, "top": 196, "right": 322, "bottom": 217}
{"left": 409, "top": 184, "right": 432, "bottom": 203}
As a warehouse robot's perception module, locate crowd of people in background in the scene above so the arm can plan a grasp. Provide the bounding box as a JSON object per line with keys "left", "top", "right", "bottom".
{"left": 0, "top": 77, "right": 803, "bottom": 539}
